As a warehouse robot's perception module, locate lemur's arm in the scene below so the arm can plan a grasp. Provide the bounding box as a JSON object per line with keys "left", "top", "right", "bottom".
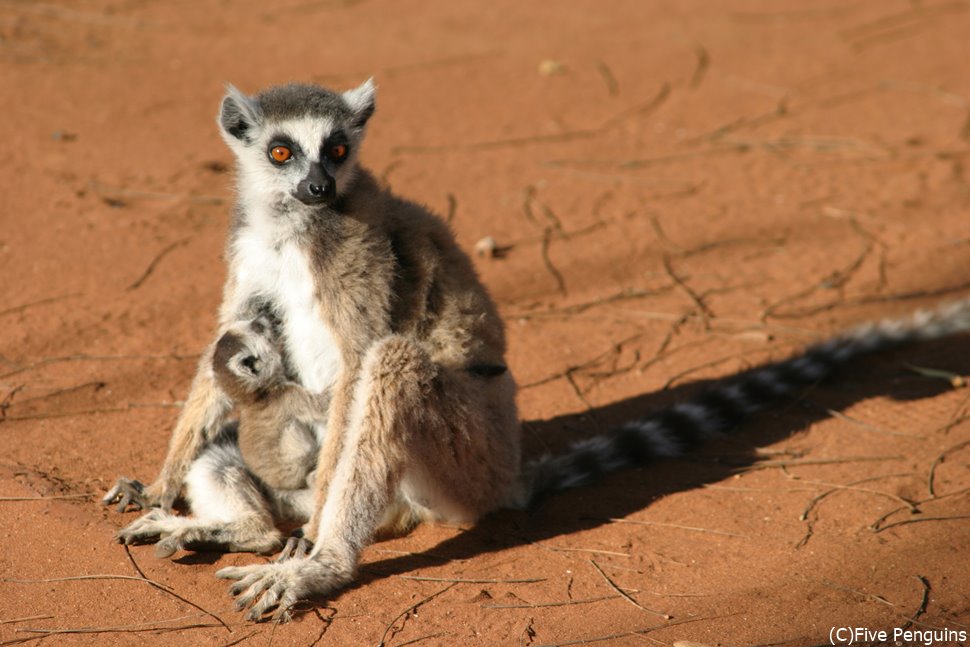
{"left": 103, "top": 343, "right": 231, "bottom": 511}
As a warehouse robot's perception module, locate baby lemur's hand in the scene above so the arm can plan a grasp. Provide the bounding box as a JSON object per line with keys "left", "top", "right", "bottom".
{"left": 102, "top": 476, "right": 178, "bottom": 513}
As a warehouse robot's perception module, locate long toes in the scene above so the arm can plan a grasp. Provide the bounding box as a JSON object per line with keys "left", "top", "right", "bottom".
{"left": 235, "top": 576, "right": 275, "bottom": 610}
{"left": 276, "top": 536, "right": 312, "bottom": 562}
{"left": 271, "top": 593, "right": 299, "bottom": 624}
{"left": 216, "top": 565, "right": 257, "bottom": 581}
{"left": 116, "top": 510, "right": 175, "bottom": 546}
{"left": 229, "top": 573, "right": 264, "bottom": 599}
{"left": 247, "top": 586, "right": 282, "bottom": 621}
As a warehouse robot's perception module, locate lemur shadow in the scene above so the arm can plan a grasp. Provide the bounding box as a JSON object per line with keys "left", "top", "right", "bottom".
{"left": 349, "top": 334, "right": 970, "bottom": 589}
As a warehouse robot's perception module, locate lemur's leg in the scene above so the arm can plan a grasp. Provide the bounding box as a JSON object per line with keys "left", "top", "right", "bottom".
{"left": 104, "top": 342, "right": 231, "bottom": 511}
{"left": 217, "top": 335, "right": 520, "bottom": 622}
{"left": 117, "top": 440, "right": 282, "bottom": 558}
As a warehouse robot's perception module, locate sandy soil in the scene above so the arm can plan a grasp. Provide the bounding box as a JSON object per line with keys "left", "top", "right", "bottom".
{"left": 2, "top": 0, "right": 970, "bottom": 645}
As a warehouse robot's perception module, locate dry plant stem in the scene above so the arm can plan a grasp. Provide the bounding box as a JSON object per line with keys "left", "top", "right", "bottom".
{"left": 122, "top": 544, "right": 149, "bottom": 581}
{"left": 0, "top": 293, "right": 81, "bottom": 319}
{"left": 483, "top": 595, "right": 621, "bottom": 609}
{"left": 397, "top": 576, "right": 544, "bottom": 584}
{"left": 593, "top": 59, "right": 619, "bottom": 96}
{"left": 0, "top": 494, "right": 93, "bottom": 501}
{"left": 0, "top": 353, "right": 197, "bottom": 380}
{"left": 519, "top": 331, "right": 646, "bottom": 390}
{"left": 606, "top": 517, "right": 744, "bottom": 538}
{"left": 395, "top": 632, "right": 449, "bottom": 647}
{"left": 935, "top": 390, "right": 970, "bottom": 436}
{"left": 377, "top": 583, "right": 456, "bottom": 647}
{"left": 927, "top": 437, "right": 970, "bottom": 497}
{"left": 541, "top": 545, "right": 631, "bottom": 558}
{"left": 661, "top": 254, "right": 712, "bottom": 328}
{"left": 0, "top": 617, "right": 53, "bottom": 626}
{"left": 873, "top": 514, "right": 970, "bottom": 534}
{"left": 904, "top": 362, "right": 967, "bottom": 388}
{"left": 869, "top": 486, "right": 970, "bottom": 530}
{"left": 744, "top": 455, "right": 903, "bottom": 471}
{"left": 795, "top": 473, "right": 918, "bottom": 521}
{"left": 900, "top": 576, "right": 931, "bottom": 631}
{"left": 821, "top": 580, "right": 895, "bottom": 608}
{"left": 689, "top": 44, "right": 709, "bottom": 88}
{"left": 16, "top": 621, "right": 219, "bottom": 636}
{"left": 761, "top": 216, "right": 874, "bottom": 319}
{"left": 540, "top": 227, "right": 567, "bottom": 296}
{"left": 220, "top": 630, "right": 259, "bottom": 647}
{"left": 508, "top": 287, "right": 670, "bottom": 322}
{"left": 127, "top": 238, "right": 190, "bottom": 291}
{"left": 1, "top": 402, "right": 182, "bottom": 422}
{"left": 308, "top": 607, "right": 337, "bottom": 645}
{"left": 5, "top": 573, "right": 230, "bottom": 632}
{"left": 10, "top": 381, "right": 106, "bottom": 407}
{"left": 589, "top": 560, "right": 670, "bottom": 619}
{"left": 794, "top": 473, "right": 915, "bottom": 549}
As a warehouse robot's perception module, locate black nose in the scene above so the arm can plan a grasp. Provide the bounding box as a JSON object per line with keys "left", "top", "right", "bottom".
{"left": 295, "top": 164, "right": 335, "bottom": 205}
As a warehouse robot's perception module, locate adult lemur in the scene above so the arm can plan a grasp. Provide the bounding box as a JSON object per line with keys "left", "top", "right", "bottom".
{"left": 104, "top": 79, "right": 970, "bottom": 622}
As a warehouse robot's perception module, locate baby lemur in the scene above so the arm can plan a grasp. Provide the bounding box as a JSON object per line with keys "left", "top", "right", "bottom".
{"left": 104, "top": 79, "right": 970, "bottom": 623}
{"left": 212, "top": 315, "right": 319, "bottom": 493}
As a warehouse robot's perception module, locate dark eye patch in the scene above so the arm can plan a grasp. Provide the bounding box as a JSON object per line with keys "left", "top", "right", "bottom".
{"left": 322, "top": 130, "right": 350, "bottom": 161}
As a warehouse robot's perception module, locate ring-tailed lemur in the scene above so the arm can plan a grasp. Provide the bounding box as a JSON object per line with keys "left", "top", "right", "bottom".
{"left": 102, "top": 79, "right": 970, "bottom": 623}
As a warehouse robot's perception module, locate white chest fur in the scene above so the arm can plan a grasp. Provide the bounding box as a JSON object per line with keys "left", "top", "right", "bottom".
{"left": 231, "top": 225, "right": 342, "bottom": 394}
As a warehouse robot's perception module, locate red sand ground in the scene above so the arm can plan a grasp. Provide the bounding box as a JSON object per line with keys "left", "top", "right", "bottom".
{"left": 2, "top": 1, "right": 969, "bottom": 645}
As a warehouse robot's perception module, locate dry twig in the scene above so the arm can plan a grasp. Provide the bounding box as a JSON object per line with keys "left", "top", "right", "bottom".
{"left": 5, "top": 574, "right": 229, "bottom": 632}
{"left": 377, "top": 583, "right": 456, "bottom": 647}
{"left": 397, "top": 576, "right": 543, "bottom": 584}
{"left": 590, "top": 560, "right": 669, "bottom": 619}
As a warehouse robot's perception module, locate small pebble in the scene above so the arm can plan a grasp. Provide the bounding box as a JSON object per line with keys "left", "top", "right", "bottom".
{"left": 538, "top": 59, "right": 567, "bottom": 76}
{"left": 475, "top": 235, "right": 498, "bottom": 258}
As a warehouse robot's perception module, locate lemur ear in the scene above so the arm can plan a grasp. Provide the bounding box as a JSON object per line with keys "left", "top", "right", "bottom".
{"left": 218, "top": 84, "right": 264, "bottom": 142}
{"left": 342, "top": 78, "right": 376, "bottom": 130}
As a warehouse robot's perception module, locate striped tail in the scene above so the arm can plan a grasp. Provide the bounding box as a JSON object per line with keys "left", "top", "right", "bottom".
{"left": 513, "top": 297, "right": 970, "bottom": 509}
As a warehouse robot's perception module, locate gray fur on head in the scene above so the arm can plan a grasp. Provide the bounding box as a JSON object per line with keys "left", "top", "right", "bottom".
{"left": 218, "top": 79, "right": 376, "bottom": 144}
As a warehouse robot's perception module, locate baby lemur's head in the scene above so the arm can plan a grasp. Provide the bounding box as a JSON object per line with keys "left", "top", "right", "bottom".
{"left": 213, "top": 316, "right": 287, "bottom": 403}
{"left": 217, "top": 80, "right": 376, "bottom": 213}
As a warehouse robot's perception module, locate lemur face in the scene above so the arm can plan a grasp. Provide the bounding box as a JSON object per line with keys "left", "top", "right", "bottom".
{"left": 218, "top": 80, "right": 375, "bottom": 211}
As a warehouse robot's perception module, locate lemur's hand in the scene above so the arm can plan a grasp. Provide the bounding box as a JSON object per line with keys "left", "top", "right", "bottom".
{"left": 102, "top": 477, "right": 149, "bottom": 512}
{"left": 102, "top": 477, "right": 177, "bottom": 512}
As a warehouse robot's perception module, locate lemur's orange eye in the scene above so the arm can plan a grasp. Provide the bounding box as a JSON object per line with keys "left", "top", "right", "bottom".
{"left": 329, "top": 143, "right": 348, "bottom": 160}
{"left": 270, "top": 146, "right": 291, "bottom": 163}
